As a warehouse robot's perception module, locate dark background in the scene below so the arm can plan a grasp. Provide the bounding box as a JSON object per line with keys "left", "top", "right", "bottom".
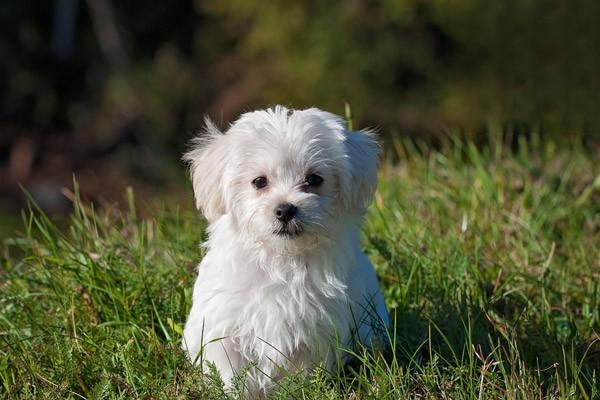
{"left": 2, "top": 0, "right": 600, "bottom": 233}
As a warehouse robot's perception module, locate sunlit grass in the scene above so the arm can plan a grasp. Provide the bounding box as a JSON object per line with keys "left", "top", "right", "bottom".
{"left": 1, "top": 134, "right": 599, "bottom": 399}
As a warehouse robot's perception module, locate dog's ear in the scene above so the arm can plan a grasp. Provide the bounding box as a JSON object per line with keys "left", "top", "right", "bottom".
{"left": 183, "top": 118, "right": 231, "bottom": 223}
{"left": 340, "top": 128, "right": 380, "bottom": 215}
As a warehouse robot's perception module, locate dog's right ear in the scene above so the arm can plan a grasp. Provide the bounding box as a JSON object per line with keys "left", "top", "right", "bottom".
{"left": 183, "top": 118, "right": 231, "bottom": 223}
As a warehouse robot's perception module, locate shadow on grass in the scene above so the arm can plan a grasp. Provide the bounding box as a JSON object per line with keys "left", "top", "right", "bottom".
{"left": 346, "top": 299, "right": 600, "bottom": 397}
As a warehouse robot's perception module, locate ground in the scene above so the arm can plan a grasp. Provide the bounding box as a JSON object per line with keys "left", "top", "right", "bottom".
{"left": 1, "top": 134, "right": 599, "bottom": 399}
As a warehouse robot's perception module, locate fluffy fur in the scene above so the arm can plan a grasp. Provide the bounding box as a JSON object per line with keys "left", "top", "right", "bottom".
{"left": 181, "top": 106, "right": 389, "bottom": 397}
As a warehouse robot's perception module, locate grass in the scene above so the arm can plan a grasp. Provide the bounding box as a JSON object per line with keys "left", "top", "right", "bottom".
{"left": 1, "top": 133, "right": 599, "bottom": 399}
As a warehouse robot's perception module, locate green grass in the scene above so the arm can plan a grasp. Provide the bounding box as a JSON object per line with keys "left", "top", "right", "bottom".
{"left": 1, "top": 134, "right": 599, "bottom": 399}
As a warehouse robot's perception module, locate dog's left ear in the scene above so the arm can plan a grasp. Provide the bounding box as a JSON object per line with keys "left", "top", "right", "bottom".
{"left": 340, "top": 128, "right": 380, "bottom": 215}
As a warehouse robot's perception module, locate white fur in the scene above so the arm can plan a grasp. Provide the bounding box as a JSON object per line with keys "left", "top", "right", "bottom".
{"left": 181, "top": 106, "right": 389, "bottom": 397}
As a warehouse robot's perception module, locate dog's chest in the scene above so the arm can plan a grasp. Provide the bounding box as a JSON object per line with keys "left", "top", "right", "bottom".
{"left": 234, "top": 272, "right": 349, "bottom": 367}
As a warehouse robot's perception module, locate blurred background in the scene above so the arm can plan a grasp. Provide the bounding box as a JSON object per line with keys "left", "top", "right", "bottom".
{"left": 2, "top": 0, "right": 600, "bottom": 234}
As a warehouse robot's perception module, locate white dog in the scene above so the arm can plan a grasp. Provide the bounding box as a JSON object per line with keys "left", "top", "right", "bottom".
{"left": 182, "top": 106, "right": 389, "bottom": 397}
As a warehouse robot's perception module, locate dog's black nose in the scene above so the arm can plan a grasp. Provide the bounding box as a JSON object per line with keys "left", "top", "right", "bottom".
{"left": 275, "top": 203, "right": 297, "bottom": 223}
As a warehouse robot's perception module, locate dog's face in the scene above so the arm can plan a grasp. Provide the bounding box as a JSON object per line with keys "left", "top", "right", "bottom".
{"left": 184, "top": 107, "right": 379, "bottom": 252}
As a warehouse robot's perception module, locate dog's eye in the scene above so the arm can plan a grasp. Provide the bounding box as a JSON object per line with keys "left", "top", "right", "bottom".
{"left": 305, "top": 174, "right": 323, "bottom": 187}
{"left": 252, "top": 176, "right": 268, "bottom": 189}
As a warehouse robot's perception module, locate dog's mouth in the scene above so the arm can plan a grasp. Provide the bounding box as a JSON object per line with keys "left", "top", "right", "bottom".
{"left": 273, "top": 223, "right": 304, "bottom": 238}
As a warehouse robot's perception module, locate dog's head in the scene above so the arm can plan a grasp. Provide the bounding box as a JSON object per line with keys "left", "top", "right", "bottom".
{"left": 184, "top": 106, "right": 379, "bottom": 252}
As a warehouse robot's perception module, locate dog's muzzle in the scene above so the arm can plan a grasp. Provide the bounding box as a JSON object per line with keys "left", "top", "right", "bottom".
{"left": 273, "top": 203, "right": 303, "bottom": 237}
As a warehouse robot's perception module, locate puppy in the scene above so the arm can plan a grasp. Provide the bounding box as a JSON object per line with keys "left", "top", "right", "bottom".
{"left": 182, "top": 106, "right": 389, "bottom": 397}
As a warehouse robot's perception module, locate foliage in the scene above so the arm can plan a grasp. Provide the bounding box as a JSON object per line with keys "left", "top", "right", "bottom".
{"left": 3, "top": 0, "right": 600, "bottom": 144}
{"left": 1, "top": 133, "right": 599, "bottom": 398}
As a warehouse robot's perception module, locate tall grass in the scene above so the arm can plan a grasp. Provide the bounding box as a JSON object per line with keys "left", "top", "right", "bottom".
{"left": 1, "top": 134, "right": 599, "bottom": 399}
